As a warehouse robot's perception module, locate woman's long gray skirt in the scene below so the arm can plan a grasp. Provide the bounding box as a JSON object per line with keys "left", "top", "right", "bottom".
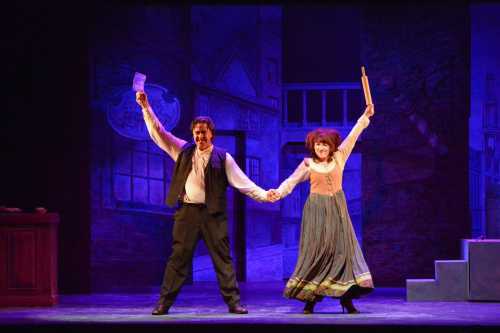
{"left": 284, "top": 191, "right": 374, "bottom": 302}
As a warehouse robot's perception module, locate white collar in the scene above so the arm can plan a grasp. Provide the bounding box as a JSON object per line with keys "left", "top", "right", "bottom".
{"left": 308, "top": 157, "right": 336, "bottom": 173}
{"left": 196, "top": 145, "right": 213, "bottom": 157}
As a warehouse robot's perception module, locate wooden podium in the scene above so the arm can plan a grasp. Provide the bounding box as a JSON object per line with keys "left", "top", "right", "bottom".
{"left": 0, "top": 212, "right": 59, "bottom": 306}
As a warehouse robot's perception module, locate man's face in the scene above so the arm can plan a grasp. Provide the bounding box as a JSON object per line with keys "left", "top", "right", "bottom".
{"left": 192, "top": 123, "right": 213, "bottom": 151}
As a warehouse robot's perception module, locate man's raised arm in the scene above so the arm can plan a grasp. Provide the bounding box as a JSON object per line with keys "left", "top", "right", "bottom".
{"left": 136, "top": 91, "right": 187, "bottom": 161}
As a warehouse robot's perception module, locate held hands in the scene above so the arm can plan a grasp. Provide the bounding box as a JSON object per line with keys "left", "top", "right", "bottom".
{"left": 266, "top": 189, "right": 281, "bottom": 203}
{"left": 363, "top": 104, "right": 375, "bottom": 118}
{"left": 136, "top": 91, "right": 150, "bottom": 109}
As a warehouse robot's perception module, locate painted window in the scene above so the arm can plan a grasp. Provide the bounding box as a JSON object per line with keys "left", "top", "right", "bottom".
{"left": 246, "top": 156, "right": 261, "bottom": 184}
{"left": 111, "top": 133, "right": 174, "bottom": 212}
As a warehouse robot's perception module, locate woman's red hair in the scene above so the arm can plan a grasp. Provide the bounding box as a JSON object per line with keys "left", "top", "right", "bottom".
{"left": 305, "top": 128, "right": 341, "bottom": 162}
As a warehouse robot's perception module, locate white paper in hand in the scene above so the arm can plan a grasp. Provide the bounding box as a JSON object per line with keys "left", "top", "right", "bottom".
{"left": 132, "top": 72, "right": 146, "bottom": 92}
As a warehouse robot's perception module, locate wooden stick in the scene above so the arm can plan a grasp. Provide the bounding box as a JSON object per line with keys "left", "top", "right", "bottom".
{"left": 361, "top": 66, "right": 373, "bottom": 106}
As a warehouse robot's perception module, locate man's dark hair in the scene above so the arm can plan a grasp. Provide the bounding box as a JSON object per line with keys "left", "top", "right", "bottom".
{"left": 190, "top": 116, "right": 216, "bottom": 136}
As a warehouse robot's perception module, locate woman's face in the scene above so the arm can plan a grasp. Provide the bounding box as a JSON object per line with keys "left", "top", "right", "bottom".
{"left": 314, "top": 141, "right": 330, "bottom": 161}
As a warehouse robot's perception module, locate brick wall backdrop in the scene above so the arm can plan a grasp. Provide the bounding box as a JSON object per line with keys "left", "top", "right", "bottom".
{"left": 360, "top": 3, "right": 470, "bottom": 286}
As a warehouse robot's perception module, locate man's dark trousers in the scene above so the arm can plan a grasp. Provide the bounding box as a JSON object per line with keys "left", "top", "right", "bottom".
{"left": 158, "top": 203, "right": 240, "bottom": 307}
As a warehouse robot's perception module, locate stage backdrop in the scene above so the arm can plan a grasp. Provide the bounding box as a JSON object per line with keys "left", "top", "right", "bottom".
{"left": 360, "top": 3, "right": 470, "bottom": 286}
{"left": 5, "top": 2, "right": 485, "bottom": 293}
{"left": 88, "top": 4, "right": 282, "bottom": 292}
{"left": 470, "top": 3, "right": 500, "bottom": 239}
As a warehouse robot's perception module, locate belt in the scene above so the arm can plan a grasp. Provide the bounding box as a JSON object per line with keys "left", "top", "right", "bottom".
{"left": 181, "top": 202, "right": 206, "bottom": 208}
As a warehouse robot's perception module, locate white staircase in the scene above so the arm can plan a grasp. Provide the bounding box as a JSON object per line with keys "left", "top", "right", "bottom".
{"left": 406, "top": 239, "right": 500, "bottom": 301}
{"left": 406, "top": 260, "right": 468, "bottom": 301}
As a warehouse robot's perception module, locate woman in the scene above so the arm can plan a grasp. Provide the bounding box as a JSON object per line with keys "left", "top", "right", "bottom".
{"left": 271, "top": 104, "right": 375, "bottom": 314}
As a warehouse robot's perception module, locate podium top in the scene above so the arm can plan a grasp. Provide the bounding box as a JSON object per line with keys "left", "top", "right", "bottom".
{"left": 0, "top": 213, "right": 60, "bottom": 225}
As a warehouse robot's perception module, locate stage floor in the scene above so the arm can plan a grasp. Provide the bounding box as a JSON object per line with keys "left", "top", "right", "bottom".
{"left": 1, "top": 282, "right": 499, "bottom": 332}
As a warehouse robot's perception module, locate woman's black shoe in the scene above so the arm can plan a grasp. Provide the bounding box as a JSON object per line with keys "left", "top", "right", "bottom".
{"left": 303, "top": 301, "right": 316, "bottom": 314}
{"left": 340, "top": 297, "right": 359, "bottom": 314}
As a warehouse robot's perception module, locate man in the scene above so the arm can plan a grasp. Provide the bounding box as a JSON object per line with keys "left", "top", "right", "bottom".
{"left": 136, "top": 91, "right": 276, "bottom": 315}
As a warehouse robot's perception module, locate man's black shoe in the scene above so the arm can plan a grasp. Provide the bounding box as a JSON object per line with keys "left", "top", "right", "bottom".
{"left": 152, "top": 303, "right": 170, "bottom": 315}
{"left": 228, "top": 304, "right": 248, "bottom": 314}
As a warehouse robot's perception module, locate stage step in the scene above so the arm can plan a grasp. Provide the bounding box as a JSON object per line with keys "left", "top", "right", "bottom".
{"left": 462, "top": 239, "right": 500, "bottom": 301}
{"left": 407, "top": 239, "right": 500, "bottom": 301}
{"left": 406, "top": 260, "right": 467, "bottom": 301}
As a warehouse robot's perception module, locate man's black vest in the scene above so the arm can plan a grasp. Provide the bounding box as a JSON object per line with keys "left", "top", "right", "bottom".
{"left": 166, "top": 142, "right": 229, "bottom": 214}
